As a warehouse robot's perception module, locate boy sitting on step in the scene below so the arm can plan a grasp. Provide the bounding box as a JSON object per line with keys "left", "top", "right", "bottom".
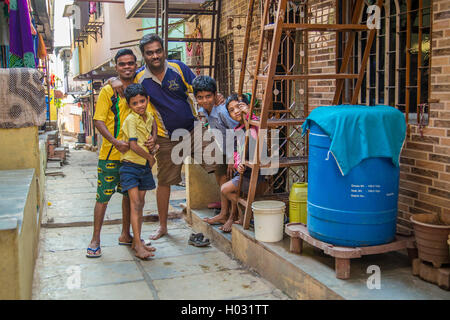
{"left": 220, "top": 93, "right": 265, "bottom": 233}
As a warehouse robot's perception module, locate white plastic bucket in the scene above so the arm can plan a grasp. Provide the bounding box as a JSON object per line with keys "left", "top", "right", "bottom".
{"left": 251, "top": 200, "right": 286, "bottom": 242}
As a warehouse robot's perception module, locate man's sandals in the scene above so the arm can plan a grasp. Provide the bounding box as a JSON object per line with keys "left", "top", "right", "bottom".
{"left": 188, "top": 233, "right": 210, "bottom": 247}
{"left": 86, "top": 246, "right": 102, "bottom": 258}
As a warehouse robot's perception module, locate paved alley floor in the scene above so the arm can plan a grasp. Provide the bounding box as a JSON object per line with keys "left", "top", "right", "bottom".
{"left": 32, "top": 136, "right": 289, "bottom": 300}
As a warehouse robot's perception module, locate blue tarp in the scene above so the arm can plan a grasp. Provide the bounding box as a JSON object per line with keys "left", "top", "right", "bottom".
{"left": 302, "top": 105, "right": 406, "bottom": 176}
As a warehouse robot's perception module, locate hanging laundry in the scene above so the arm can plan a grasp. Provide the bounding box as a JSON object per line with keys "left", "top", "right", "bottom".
{"left": 31, "top": 17, "right": 39, "bottom": 66}
{"left": 89, "top": 2, "right": 97, "bottom": 14}
{"left": 0, "top": 46, "right": 9, "bottom": 68}
{"left": 37, "top": 32, "right": 46, "bottom": 60}
{"left": 9, "top": 0, "right": 36, "bottom": 68}
{"left": 0, "top": 1, "right": 9, "bottom": 46}
{"left": 0, "top": 68, "right": 46, "bottom": 128}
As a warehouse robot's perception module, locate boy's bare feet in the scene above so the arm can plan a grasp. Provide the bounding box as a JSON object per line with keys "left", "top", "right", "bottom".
{"left": 149, "top": 226, "right": 167, "bottom": 240}
{"left": 203, "top": 214, "right": 227, "bottom": 225}
{"left": 134, "top": 245, "right": 154, "bottom": 260}
{"left": 118, "top": 234, "right": 133, "bottom": 244}
{"left": 119, "top": 235, "right": 150, "bottom": 246}
{"left": 132, "top": 242, "right": 156, "bottom": 252}
{"left": 219, "top": 219, "right": 233, "bottom": 233}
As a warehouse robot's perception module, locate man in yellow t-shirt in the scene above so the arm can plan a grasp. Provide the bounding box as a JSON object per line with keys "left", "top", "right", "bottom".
{"left": 87, "top": 49, "right": 139, "bottom": 258}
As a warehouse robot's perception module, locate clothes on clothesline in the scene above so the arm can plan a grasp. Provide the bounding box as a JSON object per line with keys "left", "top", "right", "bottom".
{"left": 0, "top": 45, "right": 9, "bottom": 67}
{"left": 8, "top": 0, "right": 36, "bottom": 67}
{"left": 89, "top": 2, "right": 97, "bottom": 14}
{"left": 0, "top": 1, "right": 9, "bottom": 46}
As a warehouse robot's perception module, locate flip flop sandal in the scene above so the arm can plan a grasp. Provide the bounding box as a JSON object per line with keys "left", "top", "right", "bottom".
{"left": 118, "top": 238, "right": 148, "bottom": 246}
{"left": 86, "top": 246, "right": 102, "bottom": 258}
{"left": 188, "top": 233, "right": 210, "bottom": 247}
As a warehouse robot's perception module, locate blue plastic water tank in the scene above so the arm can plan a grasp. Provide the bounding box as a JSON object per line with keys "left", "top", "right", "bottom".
{"left": 307, "top": 122, "right": 400, "bottom": 247}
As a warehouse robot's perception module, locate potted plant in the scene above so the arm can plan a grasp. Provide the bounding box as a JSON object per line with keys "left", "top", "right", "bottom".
{"left": 410, "top": 211, "right": 450, "bottom": 268}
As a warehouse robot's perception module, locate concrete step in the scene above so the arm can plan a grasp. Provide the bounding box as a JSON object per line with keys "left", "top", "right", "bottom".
{"left": 189, "top": 208, "right": 450, "bottom": 300}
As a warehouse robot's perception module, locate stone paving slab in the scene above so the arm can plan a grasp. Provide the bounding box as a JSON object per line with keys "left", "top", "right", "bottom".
{"left": 153, "top": 269, "right": 276, "bottom": 300}
{"left": 233, "top": 290, "right": 290, "bottom": 300}
{"left": 37, "top": 245, "right": 134, "bottom": 267}
{"left": 38, "top": 281, "right": 154, "bottom": 300}
{"left": 33, "top": 143, "right": 290, "bottom": 300}
{"left": 38, "top": 261, "right": 145, "bottom": 293}
{"left": 140, "top": 251, "right": 242, "bottom": 280}
{"left": 41, "top": 225, "right": 123, "bottom": 251}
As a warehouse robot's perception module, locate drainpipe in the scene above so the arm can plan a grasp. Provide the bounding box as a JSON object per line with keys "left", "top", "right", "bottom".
{"left": 91, "top": 76, "right": 96, "bottom": 147}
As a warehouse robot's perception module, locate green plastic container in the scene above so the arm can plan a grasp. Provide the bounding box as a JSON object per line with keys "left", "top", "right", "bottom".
{"left": 289, "top": 183, "right": 308, "bottom": 224}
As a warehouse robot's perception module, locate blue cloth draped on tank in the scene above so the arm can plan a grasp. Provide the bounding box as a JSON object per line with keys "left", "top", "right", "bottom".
{"left": 301, "top": 105, "right": 406, "bottom": 176}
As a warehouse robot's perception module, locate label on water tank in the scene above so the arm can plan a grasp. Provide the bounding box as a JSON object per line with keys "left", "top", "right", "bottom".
{"left": 350, "top": 184, "right": 382, "bottom": 198}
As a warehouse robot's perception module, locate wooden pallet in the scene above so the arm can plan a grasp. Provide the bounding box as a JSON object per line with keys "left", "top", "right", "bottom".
{"left": 285, "top": 223, "right": 417, "bottom": 279}
{"left": 412, "top": 258, "right": 450, "bottom": 290}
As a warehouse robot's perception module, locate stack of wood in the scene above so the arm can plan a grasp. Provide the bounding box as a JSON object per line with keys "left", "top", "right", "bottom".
{"left": 412, "top": 259, "right": 450, "bottom": 291}
{"left": 53, "top": 147, "right": 67, "bottom": 162}
{"left": 45, "top": 130, "right": 69, "bottom": 177}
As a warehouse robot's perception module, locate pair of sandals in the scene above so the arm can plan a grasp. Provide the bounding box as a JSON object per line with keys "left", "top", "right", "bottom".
{"left": 86, "top": 238, "right": 148, "bottom": 258}
{"left": 188, "top": 233, "right": 210, "bottom": 247}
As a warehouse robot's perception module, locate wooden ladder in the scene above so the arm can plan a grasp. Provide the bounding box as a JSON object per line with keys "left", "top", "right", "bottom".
{"left": 237, "top": 0, "right": 382, "bottom": 230}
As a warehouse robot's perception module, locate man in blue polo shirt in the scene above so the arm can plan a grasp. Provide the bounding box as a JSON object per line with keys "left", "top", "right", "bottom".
{"left": 112, "top": 34, "right": 219, "bottom": 240}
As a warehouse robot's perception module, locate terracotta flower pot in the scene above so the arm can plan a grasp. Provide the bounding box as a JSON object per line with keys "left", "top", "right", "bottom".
{"left": 448, "top": 235, "right": 450, "bottom": 258}
{"left": 410, "top": 214, "right": 450, "bottom": 268}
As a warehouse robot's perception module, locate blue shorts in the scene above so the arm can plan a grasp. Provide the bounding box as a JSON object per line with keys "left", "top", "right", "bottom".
{"left": 119, "top": 161, "right": 156, "bottom": 192}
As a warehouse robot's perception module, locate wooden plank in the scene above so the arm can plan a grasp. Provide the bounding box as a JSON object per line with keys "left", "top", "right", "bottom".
{"left": 285, "top": 223, "right": 416, "bottom": 259}
{"left": 332, "top": 0, "right": 365, "bottom": 104}
{"left": 359, "top": 238, "right": 411, "bottom": 255}
{"left": 238, "top": 0, "right": 256, "bottom": 95}
{"left": 243, "top": 0, "right": 288, "bottom": 230}
{"left": 245, "top": 156, "right": 308, "bottom": 169}
{"left": 209, "top": 0, "right": 216, "bottom": 77}
{"left": 285, "top": 223, "right": 363, "bottom": 258}
{"left": 238, "top": 0, "right": 272, "bottom": 224}
{"left": 335, "top": 258, "right": 351, "bottom": 279}
{"left": 249, "top": 118, "right": 305, "bottom": 127}
{"left": 257, "top": 74, "right": 359, "bottom": 81}
{"left": 238, "top": 197, "right": 247, "bottom": 207}
{"left": 350, "top": 0, "right": 384, "bottom": 104}
{"left": 417, "top": 0, "right": 423, "bottom": 116}
{"left": 264, "top": 23, "right": 368, "bottom": 31}
{"left": 405, "top": 0, "right": 411, "bottom": 124}
{"left": 385, "top": 0, "right": 390, "bottom": 105}
{"left": 412, "top": 258, "right": 450, "bottom": 290}
{"left": 290, "top": 237, "right": 302, "bottom": 254}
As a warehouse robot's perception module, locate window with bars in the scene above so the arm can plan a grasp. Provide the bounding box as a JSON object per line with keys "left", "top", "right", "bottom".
{"left": 216, "top": 35, "right": 235, "bottom": 97}
{"left": 337, "top": 0, "right": 432, "bottom": 124}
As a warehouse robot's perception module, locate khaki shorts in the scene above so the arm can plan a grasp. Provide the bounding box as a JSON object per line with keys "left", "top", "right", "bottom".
{"left": 155, "top": 127, "right": 217, "bottom": 186}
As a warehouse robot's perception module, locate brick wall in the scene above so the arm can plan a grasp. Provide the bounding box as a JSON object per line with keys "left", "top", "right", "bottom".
{"left": 195, "top": 0, "right": 450, "bottom": 226}
{"left": 397, "top": 0, "right": 450, "bottom": 228}
{"left": 193, "top": 0, "right": 262, "bottom": 96}
{"left": 307, "top": 0, "right": 337, "bottom": 109}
